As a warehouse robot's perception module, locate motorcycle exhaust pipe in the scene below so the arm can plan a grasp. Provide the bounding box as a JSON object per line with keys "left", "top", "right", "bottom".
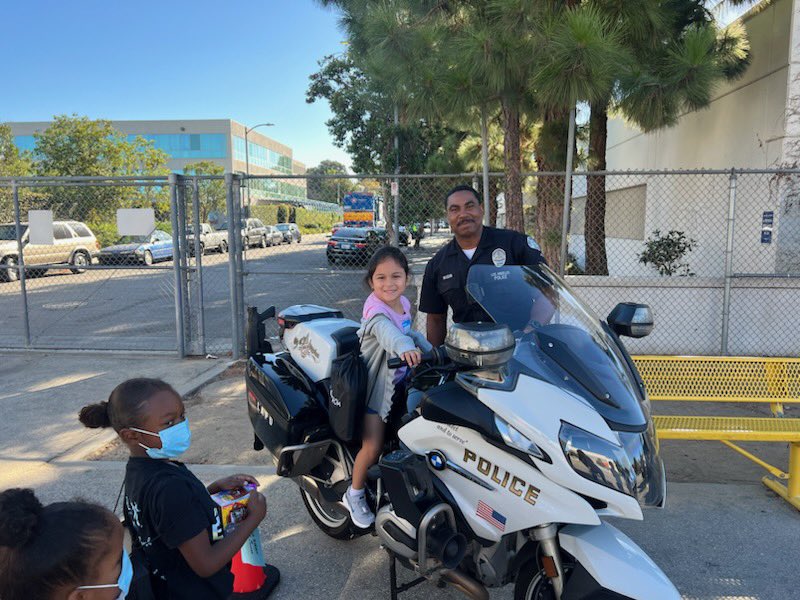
{"left": 440, "top": 568, "right": 489, "bottom": 600}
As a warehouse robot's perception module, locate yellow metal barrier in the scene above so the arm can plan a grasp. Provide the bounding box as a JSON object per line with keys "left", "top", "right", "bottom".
{"left": 634, "top": 355, "right": 800, "bottom": 511}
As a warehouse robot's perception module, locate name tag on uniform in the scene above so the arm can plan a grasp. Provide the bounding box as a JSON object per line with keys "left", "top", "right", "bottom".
{"left": 442, "top": 273, "right": 453, "bottom": 280}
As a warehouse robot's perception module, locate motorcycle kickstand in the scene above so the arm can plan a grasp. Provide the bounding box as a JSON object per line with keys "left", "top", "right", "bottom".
{"left": 388, "top": 554, "right": 426, "bottom": 600}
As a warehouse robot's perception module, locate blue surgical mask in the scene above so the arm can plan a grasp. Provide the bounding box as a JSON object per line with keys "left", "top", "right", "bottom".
{"left": 77, "top": 549, "right": 133, "bottom": 599}
{"left": 130, "top": 418, "right": 192, "bottom": 459}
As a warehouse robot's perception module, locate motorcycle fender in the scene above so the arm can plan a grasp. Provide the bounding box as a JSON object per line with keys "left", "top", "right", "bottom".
{"left": 559, "top": 522, "right": 680, "bottom": 600}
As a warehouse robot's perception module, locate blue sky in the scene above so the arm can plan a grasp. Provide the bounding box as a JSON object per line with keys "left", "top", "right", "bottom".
{"left": 0, "top": 0, "right": 351, "bottom": 169}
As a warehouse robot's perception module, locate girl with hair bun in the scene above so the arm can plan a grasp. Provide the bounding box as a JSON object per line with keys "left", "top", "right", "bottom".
{"left": 79, "top": 378, "right": 278, "bottom": 599}
{"left": 0, "top": 487, "right": 130, "bottom": 600}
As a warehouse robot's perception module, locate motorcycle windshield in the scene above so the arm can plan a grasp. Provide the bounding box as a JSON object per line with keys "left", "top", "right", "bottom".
{"left": 466, "top": 264, "right": 646, "bottom": 429}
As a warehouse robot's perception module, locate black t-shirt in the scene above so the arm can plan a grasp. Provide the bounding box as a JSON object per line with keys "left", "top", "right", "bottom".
{"left": 419, "top": 226, "right": 545, "bottom": 323}
{"left": 123, "top": 457, "right": 232, "bottom": 599}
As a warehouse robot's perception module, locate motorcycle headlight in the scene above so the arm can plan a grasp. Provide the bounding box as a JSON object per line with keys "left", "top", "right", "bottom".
{"left": 495, "top": 415, "right": 546, "bottom": 461}
{"left": 559, "top": 422, "right": 636, "bottom": 497}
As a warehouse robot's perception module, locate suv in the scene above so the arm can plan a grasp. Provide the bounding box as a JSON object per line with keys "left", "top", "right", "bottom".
{"left": 218, "top": 218, "right": 268, "bottom": 249}
{"left": 275, "top": 223, "right": 302, "bottom": 244}
{"left": 0, "top": 220, "right": 98, "bottom": 282}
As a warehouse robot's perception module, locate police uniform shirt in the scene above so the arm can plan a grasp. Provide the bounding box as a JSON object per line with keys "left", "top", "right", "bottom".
{"left": 419, "top": 226, "right": 545, "bottom": 323}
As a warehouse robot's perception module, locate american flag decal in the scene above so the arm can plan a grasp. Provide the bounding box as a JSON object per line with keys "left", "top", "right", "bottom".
{"left": 476, "top": 500, "right": 506, "bottom": 532}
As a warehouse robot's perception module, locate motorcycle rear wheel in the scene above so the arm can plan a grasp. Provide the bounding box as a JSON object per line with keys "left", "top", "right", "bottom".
{"left": 299, "top": 487, "right": 365, "bottom": 541}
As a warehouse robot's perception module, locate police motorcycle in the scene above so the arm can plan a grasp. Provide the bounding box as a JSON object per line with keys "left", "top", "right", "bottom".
{"left": 244, "top": 263, "right": 679, "bottom": 600}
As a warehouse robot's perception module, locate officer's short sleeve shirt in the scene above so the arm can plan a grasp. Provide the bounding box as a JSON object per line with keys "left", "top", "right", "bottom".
{"left": 419, "top": 226, "right": 545, "bottom": 323}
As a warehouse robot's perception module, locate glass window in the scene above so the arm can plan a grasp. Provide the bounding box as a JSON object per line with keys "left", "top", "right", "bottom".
{"left": 13, "top": 135, "right": 37, "bottom": 153}
{"left": 69, "top": 222, "right": 93, "bottom": 238}
{"left": 53, "top": 224, "right": 72, "bottom": 240}
{"left": 128, "top": 133, "right": 227, "bottom": 159}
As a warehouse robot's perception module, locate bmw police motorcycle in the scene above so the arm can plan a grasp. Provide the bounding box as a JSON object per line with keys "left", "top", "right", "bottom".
{"left": 245, "top": 263, "right": 679, "bottom": 600}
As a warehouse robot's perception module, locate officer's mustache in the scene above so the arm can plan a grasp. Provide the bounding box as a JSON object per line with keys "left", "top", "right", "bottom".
{"left": 457, "top": 218, "right": 474, "bottom": 226}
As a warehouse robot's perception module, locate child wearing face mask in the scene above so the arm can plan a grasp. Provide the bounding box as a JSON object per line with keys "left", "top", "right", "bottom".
{"left": 0, "top": 487, "right": 131, "bottom": 600}
{"left": 80, "top": 378, "right": 279, "bottom": 600}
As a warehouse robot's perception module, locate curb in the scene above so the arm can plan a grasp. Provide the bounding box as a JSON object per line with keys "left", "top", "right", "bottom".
{"left": 53, "top": 358, "right": 239, "bottom": 463}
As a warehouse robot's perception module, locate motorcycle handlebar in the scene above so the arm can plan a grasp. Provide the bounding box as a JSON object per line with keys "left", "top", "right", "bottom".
{"left": 387, "top": 346, "right": 448, "bottom": 369}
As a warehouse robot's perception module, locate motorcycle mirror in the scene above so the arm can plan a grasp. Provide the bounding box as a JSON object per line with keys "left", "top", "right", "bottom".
{"left": 607, "top": 303, "right": 653, "bottom": 338}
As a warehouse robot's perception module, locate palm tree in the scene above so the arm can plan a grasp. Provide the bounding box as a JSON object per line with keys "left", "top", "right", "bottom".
{"left": 580, "top": 0, "right": 751, "bottom": 274}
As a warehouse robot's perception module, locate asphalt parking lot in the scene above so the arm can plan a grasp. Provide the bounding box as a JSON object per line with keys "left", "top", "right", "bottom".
{"left": 0, "top": 232, "right": 447, "bottom": 353}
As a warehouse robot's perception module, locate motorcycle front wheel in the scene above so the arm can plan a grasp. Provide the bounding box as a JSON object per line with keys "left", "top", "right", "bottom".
{"left": 514, "top": 558, "right": 574, "bottom": 600}
{"left": 299, "top": 487, "right": 365, "bottom": 541}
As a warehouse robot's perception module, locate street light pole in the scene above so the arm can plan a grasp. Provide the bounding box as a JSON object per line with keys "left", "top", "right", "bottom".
{"left": 244, "top": 122, "right": 275, "bottom": 213}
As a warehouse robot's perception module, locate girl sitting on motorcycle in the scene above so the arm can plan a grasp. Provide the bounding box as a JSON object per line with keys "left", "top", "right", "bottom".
{"left": 344, "top": 246, "right": 432, "bottom": 528}
{"left": 79, "top": 378, "right": 278, "bottom": 599}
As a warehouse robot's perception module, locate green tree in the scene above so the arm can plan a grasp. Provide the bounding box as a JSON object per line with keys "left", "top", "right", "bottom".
{"left": 306, "top": 159, "right": 355, "bottom": 203}
{"left": 183, "top": 160, "right": 225, "bottom": 222}
{"left": 277, "top": 205, "right": 288, "bottom": 223}
{"left": 0, "top": 124, "right": 33, "bottom": 177}
{"left": 307, "top": 53, "right": 465, "bottom": 235}
{"left": 321, "top": 1, "right": 624, "bottom": 268}
{"left": 32, "top": 115, "right": 170, "bottom": 222}
{"left": 578, "top": 0, "right": 751, "bottom": 274}
{"left": 0, "top": 124, "right": 34, "bottom": 222}
{"left": 289, "top": 205, "right": 297, "bottom": 222}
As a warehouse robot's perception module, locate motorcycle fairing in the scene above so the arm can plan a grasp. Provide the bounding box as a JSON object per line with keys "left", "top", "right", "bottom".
{"left": 399, "top": 416, "right": 600, "bottom": 543}
{"left": 478, "top": 375, "right": 644, "bottom": 520}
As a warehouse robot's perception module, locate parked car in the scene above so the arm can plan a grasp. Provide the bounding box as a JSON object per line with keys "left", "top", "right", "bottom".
{"left": 218, "top": 218, "right": 269, "bottom": 249}
{"left": 275, "top": 223, "right": 302, "bottom": 244}
{"left": 264, "top": 225, "right": 284, "bottom": 247}
{"left": 97, "top": 229, "right": 173, "bottom": 266}
{"left": 374, "top": 227, "right": 409, "bottom": 246}
{"left": 326, "top": 227, "right": 385, "bottom": 266}
{"left": 331, "top": 223, "right": 343, "bottom": 236}
{"left": 187, "top": 223, "right": 228, "bottom": 255}
{"left": 0, "top": 220, "right": 98, "bottom": 282}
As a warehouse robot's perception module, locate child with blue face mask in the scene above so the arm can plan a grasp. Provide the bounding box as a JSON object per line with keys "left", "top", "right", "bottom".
{"left": 80, "top": 378, "right": 279, "bottom": 599}
{"left": 0, "top": 487, "right": 130, "bottom": 600}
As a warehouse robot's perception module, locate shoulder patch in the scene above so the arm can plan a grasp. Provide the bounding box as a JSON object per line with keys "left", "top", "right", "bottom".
{"left": 527, "top": 236, "right": 540, "bottom": 251}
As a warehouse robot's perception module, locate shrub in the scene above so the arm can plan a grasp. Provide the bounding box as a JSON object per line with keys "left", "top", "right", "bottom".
{"left": 638, "top": 230, "right": 697, "bottom": 276}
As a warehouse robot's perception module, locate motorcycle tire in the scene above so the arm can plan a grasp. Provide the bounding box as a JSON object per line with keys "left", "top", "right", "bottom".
{"left": 299, "top": 487, "right": 365, "bottom": 541}
{"left": 514, "top": 558, "right": 575, "bottom": 600}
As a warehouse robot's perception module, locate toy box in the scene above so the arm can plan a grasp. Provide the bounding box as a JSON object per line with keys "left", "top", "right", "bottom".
{"left": 211, "top": 483, "right": 265, "bottom": 567}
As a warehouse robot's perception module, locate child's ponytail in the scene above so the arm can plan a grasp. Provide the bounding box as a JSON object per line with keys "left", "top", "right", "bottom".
{"left": 79, "top": 400, "right": 113, "bottom": 429}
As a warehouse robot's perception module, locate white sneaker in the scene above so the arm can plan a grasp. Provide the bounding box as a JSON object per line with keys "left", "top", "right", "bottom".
{"left": 343, "top": 487, "right": 375, "bottom": 529}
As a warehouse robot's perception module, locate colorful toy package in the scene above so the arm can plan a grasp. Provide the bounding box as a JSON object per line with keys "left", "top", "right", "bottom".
{"left": 211, "top": 483, "right": 266, "bottom": 567}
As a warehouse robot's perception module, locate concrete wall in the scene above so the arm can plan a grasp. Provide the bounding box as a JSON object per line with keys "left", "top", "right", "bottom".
{"left": 568, "top": 275, "right": 800, "bottom": 356}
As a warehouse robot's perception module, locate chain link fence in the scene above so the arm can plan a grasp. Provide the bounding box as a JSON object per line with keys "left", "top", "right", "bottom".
{"left": 1, "top": 169, "right": 798, "bottom": 357}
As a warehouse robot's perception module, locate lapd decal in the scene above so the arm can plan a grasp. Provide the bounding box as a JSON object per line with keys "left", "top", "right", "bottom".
{"left": 527, "top": 236, "right": 540, "bottom": 251}
{"left": 491, "top": 248, "right": 506, "bottom": 267}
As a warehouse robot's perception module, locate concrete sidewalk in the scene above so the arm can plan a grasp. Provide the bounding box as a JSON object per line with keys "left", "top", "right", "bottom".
{"left": 0, "top": 351, "right": 230, "bottom": 491}
{"left": 2, "top": 351, "right": 799, "bottom": 598}
{"left": 27, "top": 459, "right": 800, "bottom": 600}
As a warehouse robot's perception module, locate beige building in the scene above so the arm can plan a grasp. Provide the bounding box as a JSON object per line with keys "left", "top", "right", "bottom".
{"left": 568, "top": 0, "right": 800, "bottom": 277}
{"left": 10, "top": 118, "right": 308, "bottom": 203}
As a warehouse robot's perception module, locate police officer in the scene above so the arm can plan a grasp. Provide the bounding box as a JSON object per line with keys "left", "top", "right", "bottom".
{"left": 419, "top": 184, "right": 545, "bottom": 345}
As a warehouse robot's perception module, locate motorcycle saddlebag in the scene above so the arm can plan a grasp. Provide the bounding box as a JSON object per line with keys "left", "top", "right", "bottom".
{"left": 246, "top": 355, "right": 328, "bottom": 459}
{"left": 328, "top": 346, "right": 368, "bottom": 442}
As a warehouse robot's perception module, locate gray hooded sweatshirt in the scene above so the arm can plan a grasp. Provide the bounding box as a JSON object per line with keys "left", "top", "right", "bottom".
{"left": 358, "top": 313, "right": 432, "bottom": 421}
